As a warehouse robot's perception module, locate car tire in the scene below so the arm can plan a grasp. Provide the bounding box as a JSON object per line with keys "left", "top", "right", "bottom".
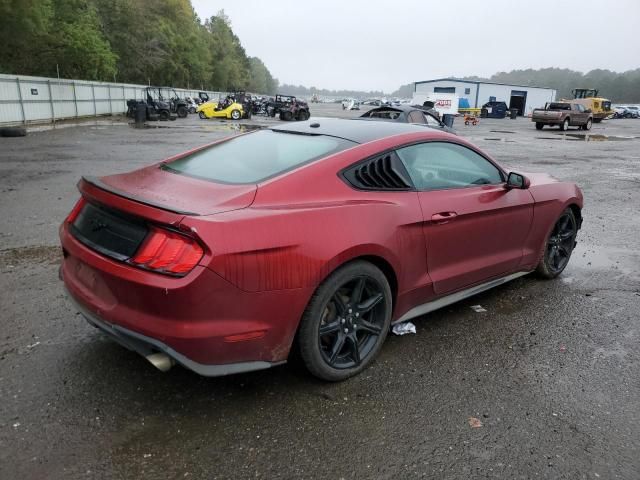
{"left": 297, "top": 260, "right": 392, "bottom": 382}
{"left": 535, "top": 122, "right": 544, "bottom": 130}
{"left": 559, "top": 118, "right": 569, "bottom": 131}
{"left": 0, "top": 127, "right": 27, "bottom": 137}
{"left": 583, "top": 118, "right": 592, "bottom": 131}
{"left": 159, "top": 110, "right": 170, "bottom": 121}
{"left": 177, "top": 106, "right": 188, "bottom": 118}
{"left": 189, "top": 107, "right": 196, "bottom": 114}
{"left": 536, "top": 208, "right": 578, "bottom": 279}
{"left": 297, "top": 110, "right": 309, "bottom": 121}
{"left": 198, "top": 112, "right": 207, "bottom": 119}
{"left": 230, "top": 109, "right": 241, "bottom": 120}
{"left": 280, "top": 111, "right": 293, "bottom": 121}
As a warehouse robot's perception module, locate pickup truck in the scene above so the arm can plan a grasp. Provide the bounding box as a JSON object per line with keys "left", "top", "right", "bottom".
{"left": 532, "top": 102, "right": 593, "bottom": 131}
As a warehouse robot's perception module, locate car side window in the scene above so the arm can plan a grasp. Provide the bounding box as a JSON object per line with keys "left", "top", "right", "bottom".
{"left": 396, "top": 142, "right": 504, "bottom": 191}
{"left": 574, "top": 104, "right": 584, "bottom": 112}
{"left": 408, "top": 111, "right": 425, "bottom": 124}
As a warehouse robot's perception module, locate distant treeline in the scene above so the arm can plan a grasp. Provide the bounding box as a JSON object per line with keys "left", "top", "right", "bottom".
{"left": 392, "top": 68, "right": 640, "bottom": 102}
{"left": 278, "top": 84, "right": 387, "bottom": 99}
{"left": 464, "top": 68, "right": 640, "bottom": 103}
{"left": 0, "top": 0, "right": 278, "bottom": 94}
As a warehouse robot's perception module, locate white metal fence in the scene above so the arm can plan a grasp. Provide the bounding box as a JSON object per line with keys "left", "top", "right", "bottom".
{"left": 0, "top": 73, "right": 223, "bottom": 126}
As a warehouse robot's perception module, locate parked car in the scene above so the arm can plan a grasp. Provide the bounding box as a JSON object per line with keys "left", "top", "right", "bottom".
{"left": 625, "top": 106, "right": 640, "bottom": 118}
{"left": 267, "top": 94, "right": 310, "bottom": 121}
{"left": 481, "top": 101, "right": 509, "bottom": 119}
{"left": 342, "top": 98, "right": 360, "bottom": 110}
{"left": 60, "top": 119, "right": 583, "bottom": 381}
{"left": 532, "top": 102, "right": 593, "bottom": 130}
{"left": 196, "top": 95, "right": 247, "bottom": 120}
{"left": 359, "top": 105, "right": 453, "bottom": 133}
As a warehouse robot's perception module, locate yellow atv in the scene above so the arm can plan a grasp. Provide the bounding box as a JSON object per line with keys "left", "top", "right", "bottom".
{"left": 197, "top": 99, "right": 246, "bottom": 120}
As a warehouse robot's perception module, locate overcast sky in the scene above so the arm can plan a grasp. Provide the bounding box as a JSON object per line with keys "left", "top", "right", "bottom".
{"left": 191, "top": 0, "right": 640, "bottom": 92}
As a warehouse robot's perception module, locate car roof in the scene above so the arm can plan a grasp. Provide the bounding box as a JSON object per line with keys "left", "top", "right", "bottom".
{"left": 363, "top": 104, "right": 433, "bottom": 114}
{"left": 270, "top": 117, "right": 441, "bottom": 144}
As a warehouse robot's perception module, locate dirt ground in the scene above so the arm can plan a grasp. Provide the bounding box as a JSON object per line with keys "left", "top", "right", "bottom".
{"left": 1, "top": 104, "right": 639, "bottom": 479}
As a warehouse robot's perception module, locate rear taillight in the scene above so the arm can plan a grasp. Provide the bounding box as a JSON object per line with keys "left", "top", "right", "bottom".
{"left": 129, "top": 227, "right": 204, "bottom": 276}
{"left": 65, "top": 198, "right": 86, "bottom": 224}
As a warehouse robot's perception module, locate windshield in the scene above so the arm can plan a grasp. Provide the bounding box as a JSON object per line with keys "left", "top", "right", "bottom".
{"left": 547, "top": 103, "right": 571, "bottom": 110}
{"left": 164, "top": 130, "right": 355, "bottom": 184}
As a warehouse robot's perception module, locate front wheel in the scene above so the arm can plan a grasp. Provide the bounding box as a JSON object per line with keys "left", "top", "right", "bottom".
{"left": 230, "top": 109, "right": 241, "bottom": 120}
{"left": 177, "top": 106, "right": 188, "bottom": 118}
{"left": 198, "top": 111, "right": 207, "bottom": 119}
{"left": 536, "top": 208, "right": 578, "bottom": 279}
{"left": 582, "top": 118, "right": 592, "bottom": 131}
{"left": 535, "top": 122, "right": 544, "bottom": 130}
{"left": 297, "top": 261, "right": 392, "bottom": 381}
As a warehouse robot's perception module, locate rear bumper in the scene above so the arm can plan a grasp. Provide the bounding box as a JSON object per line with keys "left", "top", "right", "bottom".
{"left": 532, "top": 117, "right": 562, "bottom": 125}
{"left": 68, "top": 289, "right": 281, "bottom": 376}
{"left": 60, "top": 222, "right": 314, "bottom": 372}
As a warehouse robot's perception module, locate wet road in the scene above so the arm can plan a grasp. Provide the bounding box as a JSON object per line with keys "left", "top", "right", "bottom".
{"left": 1, "top": 105, "right": 639, "bottom": 479}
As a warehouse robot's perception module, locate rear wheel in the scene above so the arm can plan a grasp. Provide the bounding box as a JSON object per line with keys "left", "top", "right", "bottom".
{"left": 559, "top": 118, "right": 569, "bottom": 131}
{"left": 297, "top": 261, "right": 392, "bottom": 381}
{"left": 535, "top": 122, "right": 544, "bottom": 130}
{"left": 230, "top": 109, "right": 241, "bottom": 120}
{"left": 536, "top": 208, "right": 578, "bottom": 279}
{"left": 177, "top": 106, "right": 188, "bottom": 118}
{"left": 159, "top": 110, "right": 170, "bottom": 121}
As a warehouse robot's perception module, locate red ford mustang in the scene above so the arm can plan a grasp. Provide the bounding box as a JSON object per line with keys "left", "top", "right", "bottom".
{"left": 60, "top": 119, "right": 583, "bottom": 381}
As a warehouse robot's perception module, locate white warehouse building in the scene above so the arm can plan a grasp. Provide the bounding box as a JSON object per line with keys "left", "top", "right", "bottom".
{"left": 414, "top": 78, "right": 556, "bottom": 116}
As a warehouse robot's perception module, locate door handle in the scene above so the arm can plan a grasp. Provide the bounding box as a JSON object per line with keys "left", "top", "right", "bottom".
{"left": 431, "top": 211, "right": 457, "bottom": 224}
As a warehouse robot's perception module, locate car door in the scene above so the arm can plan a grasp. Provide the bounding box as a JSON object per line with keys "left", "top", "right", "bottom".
{"left": 571, "top": 104, "right": 586, "bottom": 125}
{"left": 396, "top": 141, "right": 534, "bottom": 295}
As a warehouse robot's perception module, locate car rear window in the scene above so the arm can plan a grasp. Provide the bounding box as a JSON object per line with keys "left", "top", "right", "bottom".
{"left": 163, "top": 130, "right": 355, "bottom": 184}
{"left": 547, "top": 103, "right": 571, "bottom": 110}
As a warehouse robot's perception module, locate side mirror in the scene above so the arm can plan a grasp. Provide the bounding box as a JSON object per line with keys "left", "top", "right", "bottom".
{"left": 584, "top": 109, "right": 592, "bottom": 113}
{"left": 506, "top": 172, "right": 530, "bottom": 189}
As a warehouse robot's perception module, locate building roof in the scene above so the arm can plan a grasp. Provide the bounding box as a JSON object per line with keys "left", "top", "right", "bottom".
{"left": 414, "top": 77, "right": 555, "bottom": 91}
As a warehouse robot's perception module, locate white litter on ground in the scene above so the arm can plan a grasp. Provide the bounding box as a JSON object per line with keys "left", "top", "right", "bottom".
{"left": 470, "top": 305, "right": 487, "bottom": 313}
{"left": 392, "top": 322, "right": 416, "bottom": 335}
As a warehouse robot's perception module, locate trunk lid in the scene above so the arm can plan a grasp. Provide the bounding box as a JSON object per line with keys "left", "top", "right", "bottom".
{"left": 83, "top": 164, "right": 257, "bottom": 216}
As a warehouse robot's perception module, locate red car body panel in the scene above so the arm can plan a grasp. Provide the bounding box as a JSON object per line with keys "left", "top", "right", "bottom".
{"left": 59, "top": 124, "right": 583, "bottom": 375}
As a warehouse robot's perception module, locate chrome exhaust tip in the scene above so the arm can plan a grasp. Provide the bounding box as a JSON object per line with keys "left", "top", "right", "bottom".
{"left": 146, "top": 352, "right": 174, "bottom": 372}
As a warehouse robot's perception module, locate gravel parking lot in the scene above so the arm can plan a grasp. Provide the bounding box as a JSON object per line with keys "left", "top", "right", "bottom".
{"left": 1, "top": 104, "right": 639, "bottom": 479}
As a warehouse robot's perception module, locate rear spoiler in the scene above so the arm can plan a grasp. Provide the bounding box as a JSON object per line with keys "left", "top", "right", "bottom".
{"left": 81, "top": 176, "right": 200, "bottom": 216}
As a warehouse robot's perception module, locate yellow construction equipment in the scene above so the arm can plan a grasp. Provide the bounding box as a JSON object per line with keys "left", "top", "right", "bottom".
{"left": 565, "top": 88, "right": 612, "bottom": 123}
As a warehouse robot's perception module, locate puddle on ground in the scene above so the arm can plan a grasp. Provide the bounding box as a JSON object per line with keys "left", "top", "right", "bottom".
{"left": 565, "top": 244, "right": 640, "bottom": 282}
{"left": 538, "top": 133, "right": 640, "bottom": 142}
{"left": 28, "top": 120, "right": 128, "bottom": 132}
{"left": 484, "top": 138, "right": 516, "bottom": 142}
{"left": 489, "top": 130, "right": 516, "bottom": 134}
{"left": 132, "top": 122, "right": 263, "bottom": 133}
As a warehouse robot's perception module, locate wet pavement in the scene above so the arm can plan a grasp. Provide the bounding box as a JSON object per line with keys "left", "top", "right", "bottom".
{"left": 1, "top": 105, "right": 639, "bottom": 479}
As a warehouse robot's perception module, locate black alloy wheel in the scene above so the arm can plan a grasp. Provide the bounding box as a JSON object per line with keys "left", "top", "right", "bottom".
{"left": 297, "top": 261, "right": 392, "bottom": 381}
{"left": 536, "top": 208, "right": 578, "bottom": 278}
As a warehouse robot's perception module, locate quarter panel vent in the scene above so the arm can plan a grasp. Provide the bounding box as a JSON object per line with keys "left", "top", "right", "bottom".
{"left": 342, "top": 152, "right": 413, "bottom": 191}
